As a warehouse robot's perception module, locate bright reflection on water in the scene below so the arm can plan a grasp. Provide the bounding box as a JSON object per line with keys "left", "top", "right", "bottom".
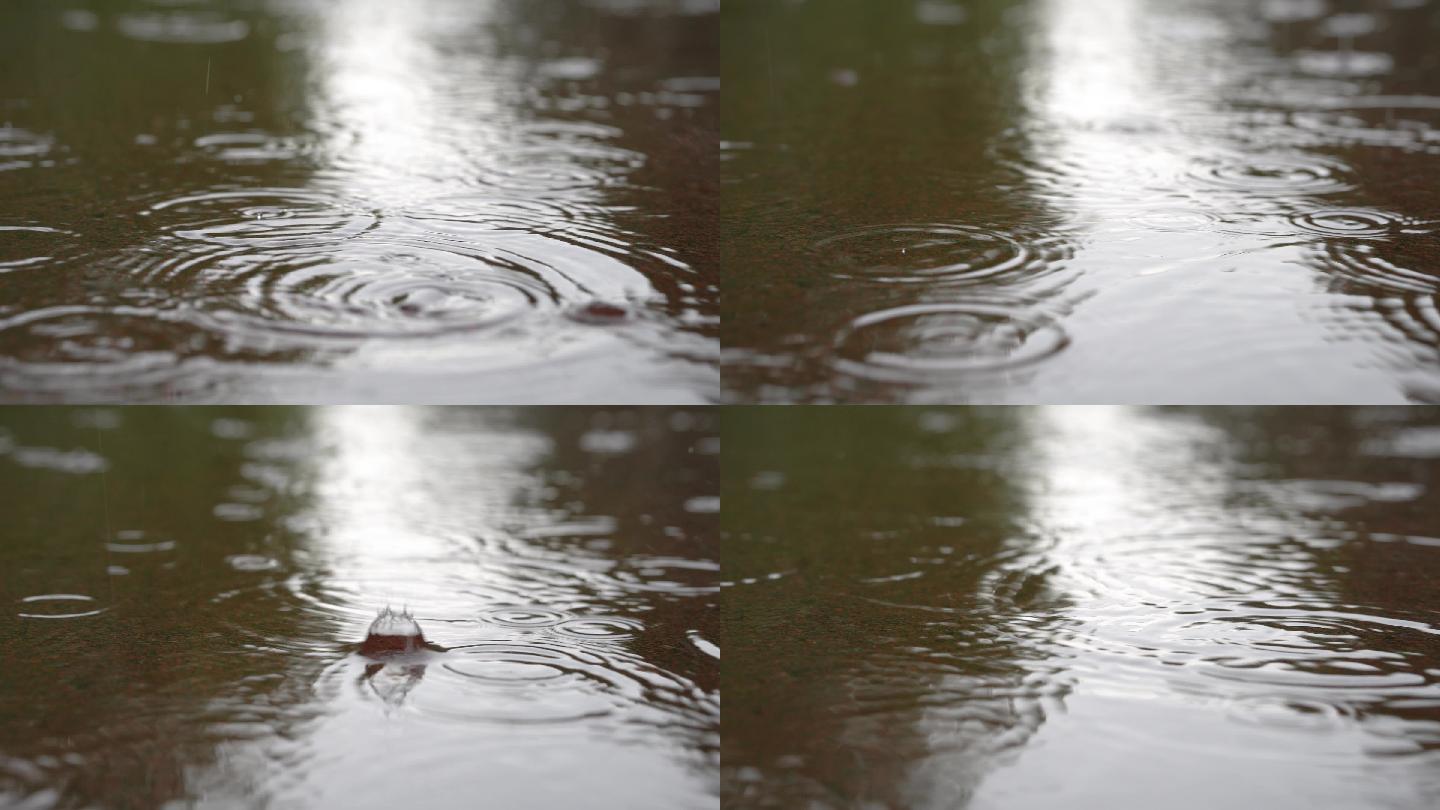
{"left": 723, "top": 407, "right": 1440, "bottom": 809}
{"left": 0, "top": 407, "right": 718, "bottom": 809}
{"left": 0, "top": 0, "right": 718, "bottom": 402}
{"left": 723, "top": 0, "right": 1440, "bottom": 403}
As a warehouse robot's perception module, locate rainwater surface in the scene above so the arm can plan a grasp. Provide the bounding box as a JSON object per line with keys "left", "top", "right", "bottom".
{"left": 0, "top": 407, "right": 719, "bottom": 809}
{"left": 723, "top": 406, "right": 1440, "bottom": 809}
{"left": 723, "top": 0, "right": 1440, "bottom": 403}
{"left": 0, "top": 0, "right": 718, "bottom": 403}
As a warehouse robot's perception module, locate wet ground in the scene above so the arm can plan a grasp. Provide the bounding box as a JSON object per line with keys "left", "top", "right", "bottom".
{"left": 722, "top": 406, "right": 1440, "bottom": 809}
{"left": 0, "top": 0, "right": 718, "bottom": 403}
{"left": 723, "top": 0, "right": 1440, "bottom": 403}
{"left": 0, "top": 407, "right": 719, "bottom": 809}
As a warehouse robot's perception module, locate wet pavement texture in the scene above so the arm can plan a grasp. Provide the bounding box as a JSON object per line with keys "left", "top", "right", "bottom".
{"left": 0, "top": 407, "right": 719, "bottom": 809}
{"left": 722, "top": 406, "right": 1440, "bottom": 809}
{"left": 0, "top": 0, "right": 718, "bottom": 403}
{"left": 723, "top": 0, "right": 1440, "bottom": 404}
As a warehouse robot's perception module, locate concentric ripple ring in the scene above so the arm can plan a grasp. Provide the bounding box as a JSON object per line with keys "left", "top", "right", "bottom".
{"left": 832, "top": 302, "right": 1071, "bottom": 382}
{"left": 813, "top": 223, "right": 1033, "bottom": 285}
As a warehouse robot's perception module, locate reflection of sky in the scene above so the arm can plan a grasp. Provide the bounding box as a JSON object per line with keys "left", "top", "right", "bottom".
{"left": 964, "top": 407, "right": 1436, "bottom": 810}
{"left": 307, "top": 0, "right": 496, "bottom": 201}
{"left": 304, "top": 406, "right": 546, "bottom": 607}
{"left": 1019, "top": 0, "right": 1403, "bottom": 402}
{"left": 1031, "top": 0, "right": 1202, "bottom": 210}
{"left": 1027, "top": 406, "right": 1230, "bottom": 545}
{"left": 314, "top": 0, "right": 450, "bottom": 196}
{"left": 1038, "top": 0, "right": 1147, "bottom": 126}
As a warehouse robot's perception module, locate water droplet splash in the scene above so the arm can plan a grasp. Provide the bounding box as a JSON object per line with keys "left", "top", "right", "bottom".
{"left": 359, "top": 606, "right": 428, "bottom": 657}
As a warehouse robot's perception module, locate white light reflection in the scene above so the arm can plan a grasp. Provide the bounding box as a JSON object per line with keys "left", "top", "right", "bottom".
{"left": 303, "top": 405, "right": 549, "bottom": 627}
{"left": 967, "top": 407, "right": 1419, "bottom": 809}
{"left": 299, "top": 0, "right": 661, "bottom": 347}
{"left": 1030, "top": 0, "right": 1193, "bottom": 201}
{"left": 1037, "top": 0, "right": 1147, "bottom": 125}
{"left": 1024, "top": 406, "right": 1235, "bottom": 602}
{"left": 308, "top": 0, "right": 500, "bottom": 201}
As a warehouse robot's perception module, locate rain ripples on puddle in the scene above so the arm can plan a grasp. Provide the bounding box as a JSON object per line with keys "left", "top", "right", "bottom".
{"left": 723, "top": 0, "right": 1440, "bottom": 403}
{"left": 722, "top": 406, "right": 1440, "bottom": 810}
{"left": 0, "top": 407, "right": 719, "bottom": 809}
{"left": 0, "top": 0, "right": 718, "bottom": 403}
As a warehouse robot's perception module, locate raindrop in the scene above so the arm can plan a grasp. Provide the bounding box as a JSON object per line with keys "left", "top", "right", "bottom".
{"left": 0, "top": 225, "right": 76, "bottom": 272}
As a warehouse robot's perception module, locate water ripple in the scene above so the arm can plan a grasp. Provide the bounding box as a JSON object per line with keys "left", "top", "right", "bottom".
{"left": 17, "top": 594, "right": 109, "bottom": 620}
{"left": 115, "top": 187, "right": 666, "bottom": 351}
{"left": 1186, "top": 152, "right": 1354, "bottom": 196}
{"left": 1313, "top": 238, "right": 1440, "bottom": 295}
{"left": 1291, "top": 95, "right": 1440, "bottom": 154}
{"left": 831, "top": 300, "right": 1071, "bottom": 383}
{"left": 104, "top": 529, "right": 176, "bottom": 554}
{"left": 210, "top": 571, "right": 541, "bottom": 658}
{"left": 1023, "top": 524, "right": 1440, "bottom": 724}
{"left": 471, "top": 149, "right": 632, "bottom": 196}
{"left": 145, "top": 188, "right": 379, "bottom": 248}
{"left": 0, "top": 225, "right": 76, "bottom": 272}
{"left": 183, "top": 241, "right": 554, "bottom": 341}
{"left": 225, "top": 554, "right": 280, "bottom": 572}
{"left": 0, "top": 127, "right": 53, "bottom": 170}
{"left": 1362, "top": 295, "right": 1440, "bottom": 352}
{"left": 395, "top": 640, "right": 679, "bottom": 725}
{"left": 0, "top": 304, "right": 224, "bottom": 394}
{"left": 1290, "top": 208, "right": 1418, "bottom": 239}
{"left": 478, "top": 606, "right": 571, "bottom": 628}
{"left": 405, "top": 193, "right": 610, "bottom": 239}
{"left": 0, "top": 230, "right": 671, "bottom": 396}
{"left": 552, "top": 616, "right": 646, "bottom": 641}
{"left": 813, "top": 223, "right": 1070, "bottom": 286}
{"left": 1128, "top": 208, "right": 1305, "bottom": 239}
{"left": 193, "top": 133, "right": 305, "bottom": 164}
{"left": 1129, "top": 209, "right": 1226, "bottom": 233}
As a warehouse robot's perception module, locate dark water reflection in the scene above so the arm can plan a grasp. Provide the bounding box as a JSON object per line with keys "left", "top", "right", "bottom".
{"left": 0, "top": 407, "right": 718, "bottom": 809}
{"left": 0, "top": 0, "right": 718, "bottom": 403}
{"left": 723, "top": 0, "right": 1440, "bottom": 403}
{"left": 723, "top": 407, "right": 1440, "bottom": 809}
